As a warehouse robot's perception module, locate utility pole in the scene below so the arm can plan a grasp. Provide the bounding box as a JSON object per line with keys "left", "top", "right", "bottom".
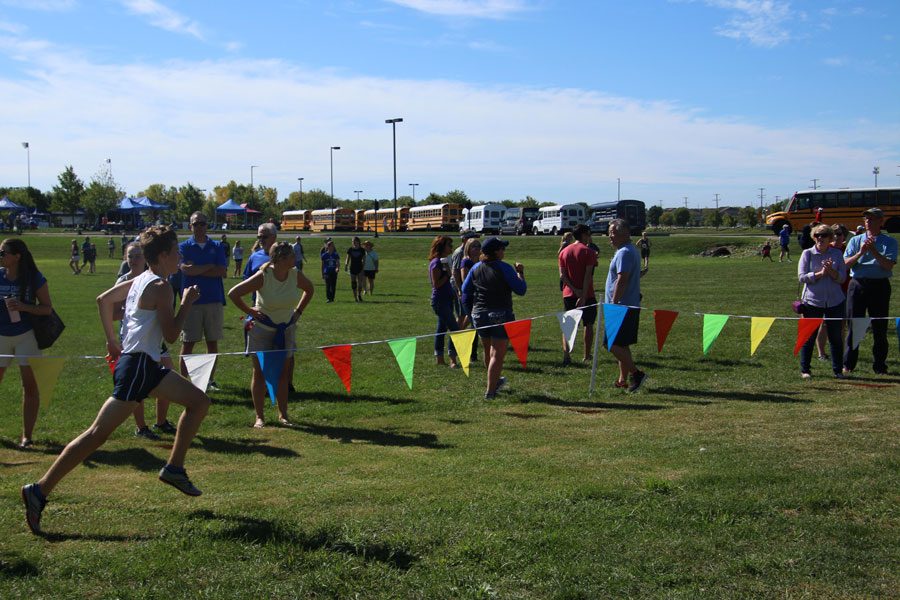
{"left": 873, "top": 166, "right": 879, "bottom": 187}
{"left": 758, "top": 188, "right": 765, "bottom": 211}
{"left": 714, "top": 193, "right": 720, "bottom": 230}
{"left": 810, "top": 178, "right": 819, "bottom": 190}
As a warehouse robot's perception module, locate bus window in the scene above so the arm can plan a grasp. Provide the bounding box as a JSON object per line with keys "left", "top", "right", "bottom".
{"left": 795, "top": 195, "right": 810, "bottom": 210}
{"left": 849, "top": 192, "right": 865, "bottom": 207}
{"left": 863, "top": 191, "right": 877, "bottom": 206}
{"left": 891, "top": 191, "right": 900, "bottom": 206}
{"left": 837, "top": 192, "right": 849, "bottom": 207}
{"left": 823, "top": 193, "right": 837, "bottom": 208}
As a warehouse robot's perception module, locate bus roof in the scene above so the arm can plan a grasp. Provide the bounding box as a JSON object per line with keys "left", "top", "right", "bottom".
{"left": 410, "top": 203, "right": 459, "bottom": 211}
{"left": 588, "top": 199, "right": 644, "bottom": 210}
{"left": 540, "top": 203, "right": 583, "bottom": 211}
{"left": 792, "top": 187, "right": 900, "bottom": 195}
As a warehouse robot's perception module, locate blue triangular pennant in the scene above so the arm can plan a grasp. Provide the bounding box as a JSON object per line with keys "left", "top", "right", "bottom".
{"left": 256, "top": 350, "right": 287, "bottom": 406}
{"left": 602, "top": 304, "right": 629, "bottom": 351}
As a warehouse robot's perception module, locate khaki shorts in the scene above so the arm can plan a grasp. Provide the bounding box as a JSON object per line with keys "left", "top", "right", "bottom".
{"left": 0, "top": 330, "right": 40, "bottom": 367}
{"left": 246, "top": 321, "right": 297, "bottom": 355}
{"left": 181, "top": 303, "right": 224, "bottom": 343}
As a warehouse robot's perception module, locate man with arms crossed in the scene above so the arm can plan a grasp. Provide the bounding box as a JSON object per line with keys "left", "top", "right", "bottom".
{"left": 605, "top": 219, "right": 647, "bottom": 392}
{"left": 843, "top": 207, "right": 897, "bottom": 376}
{"left": 179, "top": 212, "right": 227, "bottom": 390}
{"left": 559, "top": 224, "right": 598, "bottom": 365}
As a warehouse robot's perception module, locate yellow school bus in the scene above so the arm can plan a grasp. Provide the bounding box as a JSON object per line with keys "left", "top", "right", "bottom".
{"left": 309, "top": 208, "right": 355, "bottom": 232}
{"left": 766, "top": 187, "right": 900, "bottom": 234}
{"left": 363, "top": 206, "right": 409, "bottom": 232}
{"left": 407, "top": 203, "right": 463, "bottom": 231}
{"left": 281, "top": 210, "right": 310, "bottom": 232}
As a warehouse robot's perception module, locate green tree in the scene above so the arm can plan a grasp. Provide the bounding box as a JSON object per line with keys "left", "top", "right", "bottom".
{"left": 520, "top": 196, "right": 539, "bottom": 208}
{"left": 703, "top": 209, "right": 723, "bottom": 229}
{"left": 674, "top": 207, "right": 691, "bottom": 227}
{"left": 140, "top": 183, "right": 178, "bottom": 206}
{"left": 722, "top": 213, "right": 737, "bottom": 228}
{"left": 740, "top": 206, "right": 759, "bottom": 228}
{"left": 82, "top": 164, "right": 124, "bottom": 223}
{"left": 445, "top": 189, "right": 469, "bottom": 207}
{"left": 660, "top": 211, "right": 675, "bottom": 226}
{"left": 5, "top": 187, "right": 51, "bottom": 212}
{"left": 647, "top": 204, "right": 663, "bottom": 226}
{"left": 176, "top": 184, "right": 206, "bottom": 222}
{"left": 422, "top": 192, "right": 446, "bottom": 206}
{"left": 50, "top": 165, "right": 86, "bottom": 214}
{"left": 767, "top": 199, "right": 786, "bottom": 213}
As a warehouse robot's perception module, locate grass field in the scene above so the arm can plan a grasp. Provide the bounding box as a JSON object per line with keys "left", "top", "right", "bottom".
{"left": 1, "top": 231, "right": 898, "bottom": 598}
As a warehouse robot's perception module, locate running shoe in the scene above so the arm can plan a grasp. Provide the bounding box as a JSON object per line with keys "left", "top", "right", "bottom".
{"left": 158, "top": 466, "right": 203, "bottom": 497}
{"left": 21, "top": 483, "right": 46, "bottom": 535}
{"left": 135, "top": 426, "right": 161, "bottom": 441}
{"left": 628, "top": 370, "right": 647, "bottom": 393}
{"left": 496, "top": 376, "right": 507, "bottom": 392}
{"left": 207, "top": 380, "right": 221, "bottom": 392}
{"left": 152, "top": 420, "right": 177, "bottom": 435}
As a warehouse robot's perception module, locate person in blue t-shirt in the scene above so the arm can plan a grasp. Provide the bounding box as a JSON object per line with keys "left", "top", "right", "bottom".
{"left": 0, "top": 239, "right": 56, "bottom": 449}
{"left": 320, "top": 240, "right": 340, "bottom": 303}
{"left": 842, "top": 207, "right": 898, "bottom": 375}
{"left": 178, "top": 212, "right": 227, "bottom": 390}
{"left": 604, "top": 219, "right": 646, "bottom": 393}
{"left": 243, "top": 223, "right": 277, "bottom": 281}
{"left": 778, "top": 224, "right": 791, "bottom": 262}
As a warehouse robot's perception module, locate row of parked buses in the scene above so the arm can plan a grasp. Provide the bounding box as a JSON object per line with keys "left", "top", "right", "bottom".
{"left": 281, "top": 200, "right": 648, "bottom": 236}
{"left": 281, "top": 203, "right": 465, "bottom": 233}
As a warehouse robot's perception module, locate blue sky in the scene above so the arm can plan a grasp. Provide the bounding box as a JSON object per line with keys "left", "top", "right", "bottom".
{"left": 1, "top": 0, "right": 898, "bottom": 207}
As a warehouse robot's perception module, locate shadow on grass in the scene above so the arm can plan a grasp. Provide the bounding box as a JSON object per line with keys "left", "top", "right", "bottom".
{"left": 291, "top": 391, "right": 415, "bottom": 405}
{"left": 293, "top": 421, "right": 453, "bottom": 449}
{"left": 41, "top": 531, "right": 154, "bottom": 543}
{"left": 649, "top": 386, "right": 811, "bottom": 404}
{"left": 81, "top": 447, "right": 161, "bottom": 472}
{"left": 0, "top": 439, "right": 64, "bottom": 456}
{"left": 196, "top": 435, "right": 299, "bottom": 458}
{"left": 0, "top": 551, "right": 39, "bottom": 577}
{"left": 518, "top": 394, "right": 668, "bottom": 411}
{"left": 438, "top": 418, "right": 469, "bottom": 425}
{"left": 188, "top": 509, "right": 417, "bottom": 570}
{"left": 502, "top": 411, "right": 544, "bottom": 419}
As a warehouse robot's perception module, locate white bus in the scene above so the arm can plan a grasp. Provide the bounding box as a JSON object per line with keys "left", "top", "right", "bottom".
{"left": 532, "top": 204, "right": 586, "bottom": 235}
{"left": 460, "top": 203, "right": 506, "bottom": 235}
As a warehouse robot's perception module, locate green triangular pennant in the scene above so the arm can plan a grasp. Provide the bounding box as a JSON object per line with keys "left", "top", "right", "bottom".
{"left": 388, "top": 337, "right": 416, "bottom": 390}
{"left": 702, "top": 314, "right": 729, "bottom": 355}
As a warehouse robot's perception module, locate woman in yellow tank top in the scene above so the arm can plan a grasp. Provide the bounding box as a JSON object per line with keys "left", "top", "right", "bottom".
{"left": 228, "top": 242, "right": 314, "bottom": 428}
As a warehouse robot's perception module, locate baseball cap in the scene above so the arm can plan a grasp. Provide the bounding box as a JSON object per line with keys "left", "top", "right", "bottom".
{"left": 481, "top": 237, "right": 509, "bottom": 253}
{"left": 863, "top": 207, "right": 884, "bottom": 218}
{"left": 461, "top": 231, "right": 481, "bottom": 240}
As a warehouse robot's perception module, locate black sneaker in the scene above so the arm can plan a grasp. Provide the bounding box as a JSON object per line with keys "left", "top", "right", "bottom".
{"left": 135, "top": 426, "right": 161, "bottom": 441}
{"left": 496, "top": 376, "right": 507, "bottom": 392}
{"left": 152, "top": 420, "right": 177, "bottom": 435}
{"left": 207, "top": 380, "right": 221, "bottom": 392}
{"left": 21, "top": 483, "right": 46, "bottom": 535}
{"left": 627, "top": 370, "right": 647, "bottom": 393}
{"left": 484, "top": 391, "right": 497, "bottom": 400}
{"left": 158, "top": 466, "right": 202, "bottom": 497}
{"left": 562, "top": 353, "right": 572, "bottom": 367}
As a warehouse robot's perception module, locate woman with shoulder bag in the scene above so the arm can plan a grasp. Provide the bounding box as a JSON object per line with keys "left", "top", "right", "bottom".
{"left": 0, "top": 239, "right": 55, "bottom": 448}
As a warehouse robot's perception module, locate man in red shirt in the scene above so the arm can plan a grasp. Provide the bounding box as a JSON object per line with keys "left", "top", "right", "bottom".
{"left": 558, "top": 224, "right": 598, "bottom": 365}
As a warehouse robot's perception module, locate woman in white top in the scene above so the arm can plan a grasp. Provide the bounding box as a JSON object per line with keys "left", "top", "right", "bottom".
{"left": 228, "top": 242, "right": 314, "bottom": 428}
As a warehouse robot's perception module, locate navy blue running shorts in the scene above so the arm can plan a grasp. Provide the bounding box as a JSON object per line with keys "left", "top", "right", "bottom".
{"left": 112, "top": 352, "right": 170, "bottom": 402}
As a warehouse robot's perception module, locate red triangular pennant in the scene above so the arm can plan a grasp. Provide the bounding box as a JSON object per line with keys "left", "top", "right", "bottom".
{"left": 503, "top": 319, "right": 531, "bottom": 369}
{"left": 794, "top": 318, "right": 823, "bottom": 356}
{"left": 322, "top": 345, "right": 352, "bottom": 393}
{"left": 653, "top": 310, "right": 679, "bottom": 352}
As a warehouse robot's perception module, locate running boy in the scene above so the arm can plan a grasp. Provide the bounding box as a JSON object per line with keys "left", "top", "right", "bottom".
{"left": 22, "top": 226, "right": 211, "bottom": 535}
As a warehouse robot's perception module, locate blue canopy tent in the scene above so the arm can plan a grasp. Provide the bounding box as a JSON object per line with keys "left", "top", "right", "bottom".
{"left": 132, "top": 196, "right": 170, "bottom": 210}
{"left": 0, "top": 196, "right": 26, "bottom": 230}
{"left": 215, "top": 199, "right": 246, "bottom": 228}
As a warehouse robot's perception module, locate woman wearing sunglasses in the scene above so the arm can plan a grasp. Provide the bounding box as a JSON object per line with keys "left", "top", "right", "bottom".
{"left": 797, "top": 224, "right": 847, "bottom": 379}
{"left": 0, "top": 239, "right": 56, "bottom": 448}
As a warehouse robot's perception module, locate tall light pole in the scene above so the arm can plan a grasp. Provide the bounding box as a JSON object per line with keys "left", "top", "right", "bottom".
{"left": 250, "top": 165, "right": 259, "bottom": 189}
{"left": 354, "top": 190, "right": 363, "bottom": 201}
{"left": 385, "top": 118, "right": 403, "bottom": 226}
{"left": 297, "top": 177, "right": 304, "bottom": 209}
{"left": 873, "top": 166, "right": 880, "bottom": 187}
{"left": 714, "top": 193, "right": 720, "bottom": 230}
{"left": 758, "top": 187, "right": 765, "bottom": 211}
{"left": 617, "top": 178, "right": 621, "bottom": 202}
{"left": 21, "top": 142, "right": 30, "bottom": 189}
{"left": 409, "top": 183, "right": 419, "bottom": 203}
{"left": 330, "top": 146, "right": 340, "bottom": 210}
{"left": 810, "top": 178, "right": 819, "bottom": 190}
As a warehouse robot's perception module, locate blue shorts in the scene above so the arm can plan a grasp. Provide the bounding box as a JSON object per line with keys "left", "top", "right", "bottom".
{"left": 112, "top": 352, "right": 170, "bottom": 402}
{"left": 472, "top": 309, "right": 514, "bottom": 340}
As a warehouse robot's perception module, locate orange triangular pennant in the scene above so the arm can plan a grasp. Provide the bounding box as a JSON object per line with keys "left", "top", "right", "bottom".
{"left": 794, "top": 318, "right": 823, "bottom": 356}
{"left": 653, "top": 310, "right": 678, "bottom": 352}
{"left": 503, "top": 319, "right": 531, "bottom": 369}
{"left": 322, "top": 345, "right": 352, "bottom": 393}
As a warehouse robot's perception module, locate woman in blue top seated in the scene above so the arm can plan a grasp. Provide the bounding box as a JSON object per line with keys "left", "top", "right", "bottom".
{"left": 461, "top": 237, "right": 526, "bottom": 399}
{"left": 0, "top": 239, "right": 56, "bottom": 448}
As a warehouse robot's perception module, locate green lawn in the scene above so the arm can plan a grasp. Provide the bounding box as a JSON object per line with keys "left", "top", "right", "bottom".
{"left": 1, "top": 232, "right": 898, "bottom": 598}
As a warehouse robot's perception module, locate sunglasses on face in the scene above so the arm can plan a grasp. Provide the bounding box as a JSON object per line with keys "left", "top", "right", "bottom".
{"left": 191, "top": 221, "right": 208, "bottom": 227}
{"left": 257, "top": 234, "right": 269, "bottom": 240}
{"left": 814, "top": 233, "right": 832, "bottom": 239}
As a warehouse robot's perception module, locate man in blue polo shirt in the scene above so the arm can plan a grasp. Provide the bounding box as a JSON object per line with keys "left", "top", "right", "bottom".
{"left": 843, "top": 207, "right": 897, "bottom": 376}
{"left": 179, "top": 211, "right": 228, "bottom": 389}
{"left": 243, "top": 222, "right": 277, "bottom": 280}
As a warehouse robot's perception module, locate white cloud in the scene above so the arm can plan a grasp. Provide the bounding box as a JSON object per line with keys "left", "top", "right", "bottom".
{"left": 0, "top": 33, "right": 896, "bottom": 206}
{"left": 119, "top": 0, "right": 203, "bottom": 40}
{"left": 0, "top": 0, "right": 75, "bottom": 10}
{"left": 702, "top": 1, "right": 793, "bottom": 47}
{"left": 386, "top": 0, "right": 531, "bottom": 19}
{"left": 823, "top": 56, "right": 848, "bottom": 67}
{"left": 0, "top": 20, "right": 26, "bottom": 34}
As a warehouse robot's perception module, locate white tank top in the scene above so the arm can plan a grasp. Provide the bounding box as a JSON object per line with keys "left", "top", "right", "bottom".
{"left": 121, "top": 270, "right": 165, "bottom": 361}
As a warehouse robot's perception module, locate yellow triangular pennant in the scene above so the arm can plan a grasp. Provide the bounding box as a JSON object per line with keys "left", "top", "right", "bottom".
{"left": 750, "top": 317, "right": 776, "bottom": 356}
{"left": 28, "top": 357, "right": 66, "bottom": 407}
{"left": 448, "top": 329, "right": 477, "bottom": 376}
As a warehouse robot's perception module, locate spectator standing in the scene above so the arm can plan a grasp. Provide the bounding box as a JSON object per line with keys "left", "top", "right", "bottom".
{"left": 0, "top": 239, "right": 55, "bottom": 449}
{"left": 450, "top": 232, "right": 479, "bottom": 319}
{"left": 345, "top": 236, "right": 366, "bottom": 302}
{"left": 179, "top": 212, "right": 228, "bottom": 391}
{"left": 232, "top": 240, "right": 244, "bottom": 278}
{"left": 458, "top": 237, "right": 482, "bottom": 364}
{"left": 842, "top": 208, "right": 897, "bottom": 375}
{"left": 291, "top": 235, "right": 305, "bottom": 272}
{"left": 320, "top": 240, "right": 340, "bottom": 303}
{"left": 429, "top": 236, "right": 460, "bottom": 369}
{"left": 220, "top": 234, "right": 231, "bottom": 274}
{"left": 558, "top": 224, "right": 598, "bottom": 365}
{"left": 107, "top": 237, "right": 115, "bottom": 258}
{"left": 761, "top": 240, "right": 773, "bottom": 261}
{"left": 81, "top": 236, "right": 91, "bottom": 270}
{"left": 637, "top": 231, "right": 651, "bottom": 271}
{"left": 243, "top": 223, "right": 278, "bottom": 280}
{"left": 87, "top": 243, "right": 97, "bottom": 274}
{"left": 779, "top": 224, "right": 791, "bottom": 262}
{"left": 461, "top": 237, "right": 527, "bottom": 399}
{"left": 797, "top": 225, "right": 847, "bottom": 379}
{"left": 605, "top": 219, "right": 646, "bottom": 392}
{"left": 68, "top": 239, "right": 81, "bottom": 275}
{"left": 363, "top": 240, "right": 379, "bottom": 295}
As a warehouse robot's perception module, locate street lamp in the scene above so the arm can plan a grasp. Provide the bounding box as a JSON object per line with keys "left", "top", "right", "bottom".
{"left": 354, "top": 190, "right": 363, "bottom": 201}
{"left": 409, "top": 183, "right": 419, "bottom": 203}
{"left": 250, "top": 165, "right": 259, "bottom": 189}
{"left": 873, "top": 166, "right": 880, "bottom": 187}
{"left": 385, "top": 118, "right": 403, "bottom": 227}
{"left": 297, "top": 177, "right": 304, "bottom": 209}
{"left": 21, "top": 142, "right": 30, "bottom": 189}
{"left": 330, "top": 146, "right": 340, "bottom": 209}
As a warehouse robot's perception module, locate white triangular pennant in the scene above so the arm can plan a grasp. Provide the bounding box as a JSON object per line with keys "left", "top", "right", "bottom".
{"left": 183, "top": 354, "right": 217, "bottom": 392}
{"left": 849, "top": 317, "right": 871, "bottom": 351}
{"left": 556, "top": 309, "right": 583, "bottom": 352}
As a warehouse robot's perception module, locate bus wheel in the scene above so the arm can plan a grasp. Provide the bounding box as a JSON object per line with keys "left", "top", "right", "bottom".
{"left": 532, "top": 227, "right": 539, "bottom": 236}
{"left": 885, "top": 217, "right": 900, "bottom": 234}
{"left": 551, "top": 227, "right": 558, "bottom": 236}
{"left": 772, "top": 220, "right": 790, "bottom": 235}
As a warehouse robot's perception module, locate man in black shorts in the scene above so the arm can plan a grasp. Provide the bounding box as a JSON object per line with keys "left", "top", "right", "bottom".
{"left": 558, "top": 224, "right": 598, "bottom": 365}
